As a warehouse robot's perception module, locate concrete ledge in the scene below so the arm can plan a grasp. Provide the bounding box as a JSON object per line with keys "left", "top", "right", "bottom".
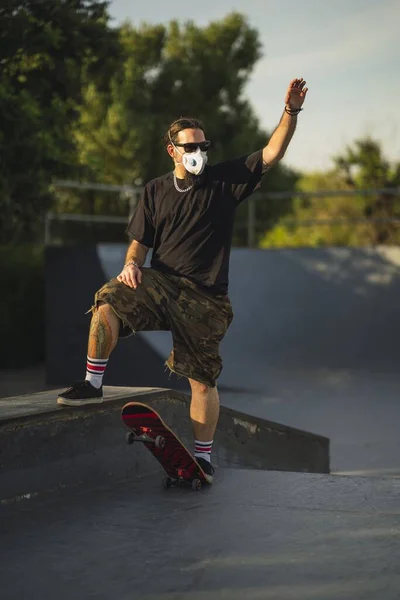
{"left": 0, "top": 386, "right": 329, "bottom": 502}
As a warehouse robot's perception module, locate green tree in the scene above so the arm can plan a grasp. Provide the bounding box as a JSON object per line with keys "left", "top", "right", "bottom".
{"left": 239, "top": 162, "right": 299, "bottom": 246}
{"left": 74, "top": 13, "right": 296, "bottom": 189}
{"left": 73, "top": 12, "right": 298, "bottom": 244}
{"left": 335, "top": 138, "right": 400, "bottom": 244}
{"left": 0, "top": 0, "right": 118, "bottom": 243}
{"left": 261, "top": 137, "right": 400, "bottom": 248}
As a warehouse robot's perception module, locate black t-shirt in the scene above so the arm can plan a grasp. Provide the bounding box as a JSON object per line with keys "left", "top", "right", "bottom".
{"left": 126, "top": 150, "right": 264, "bottom": 294}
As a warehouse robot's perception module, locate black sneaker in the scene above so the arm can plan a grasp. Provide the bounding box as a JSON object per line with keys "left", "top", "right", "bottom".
{"left": 57, "top": 381, "right": 103, "bottom": 406}
{"left": 195, "top": 457, "right": 215, "bottom": 484}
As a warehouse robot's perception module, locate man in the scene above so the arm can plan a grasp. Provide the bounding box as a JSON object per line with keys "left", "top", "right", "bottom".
{"left": 58, "top": 77, "right": 308, "bottom": 482}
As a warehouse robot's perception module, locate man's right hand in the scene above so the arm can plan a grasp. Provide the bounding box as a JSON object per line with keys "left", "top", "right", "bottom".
{"left": 117, "top": 263, "right": 142, "bottom": 289}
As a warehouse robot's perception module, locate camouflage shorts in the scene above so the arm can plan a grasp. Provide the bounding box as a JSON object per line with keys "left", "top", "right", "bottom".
{"left": 92, "top": 268, "right": 233, "bottom": 388}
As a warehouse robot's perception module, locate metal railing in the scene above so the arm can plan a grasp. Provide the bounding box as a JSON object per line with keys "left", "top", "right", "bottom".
{"left": 48, "top": 181, "right": 400, "bottom": 247}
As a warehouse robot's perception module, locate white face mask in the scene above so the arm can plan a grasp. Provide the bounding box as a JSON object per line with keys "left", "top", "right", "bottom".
{"left": 173, "top": 143, "right": 208, "bottom": 176}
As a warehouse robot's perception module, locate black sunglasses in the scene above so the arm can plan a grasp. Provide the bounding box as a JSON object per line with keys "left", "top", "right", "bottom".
{"left": 174, "top": 141, "right": 212, "bottom": 153}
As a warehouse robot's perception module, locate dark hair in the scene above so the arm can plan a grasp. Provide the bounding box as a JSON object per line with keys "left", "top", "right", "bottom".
{"left": 163, "top": 117, "right": 206, "bottom": 147}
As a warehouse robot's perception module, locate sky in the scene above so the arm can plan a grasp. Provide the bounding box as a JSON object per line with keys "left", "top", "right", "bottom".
{"left": 108, "top": 0, "right": 400, "bottom": 173}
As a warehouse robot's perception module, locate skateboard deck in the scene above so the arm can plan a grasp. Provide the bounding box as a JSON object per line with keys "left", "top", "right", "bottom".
{"left": 121, "top": 402, "right": 210, "bottom": 491}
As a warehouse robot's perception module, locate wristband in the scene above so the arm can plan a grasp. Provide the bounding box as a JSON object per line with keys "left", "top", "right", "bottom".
{"left": 285, "top": 106, "right": 303, "bottom": 116}
{"left": 124, "top": 260, "right": 139, "bottom": 269}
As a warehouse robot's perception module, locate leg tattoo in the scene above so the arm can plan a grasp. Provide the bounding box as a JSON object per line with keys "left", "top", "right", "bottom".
{"left": 88, "top": 308, "right": 114, "bottom": 359}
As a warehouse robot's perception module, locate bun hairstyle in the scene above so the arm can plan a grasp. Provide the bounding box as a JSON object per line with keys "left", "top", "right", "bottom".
{"left": 163, "top": 117, "right": 206, "bottom": 147}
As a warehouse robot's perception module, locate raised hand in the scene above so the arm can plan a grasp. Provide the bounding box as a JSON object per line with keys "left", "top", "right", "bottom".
{"left": 285, "top": 78, "right": 308, "bottom": 110}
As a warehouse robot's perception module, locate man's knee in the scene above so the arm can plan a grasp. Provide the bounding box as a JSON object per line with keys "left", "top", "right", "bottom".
{"left": 93, "top": 301, "right": 122, "bottom": 329}
{"left": 95, "top": 301, "right": 115, "bottom": 318}
{"left": 96, "top": 300, "right": 109, "bottom": 311}
{"left": 189, "top": 379, "right": 216, "bottom": 395}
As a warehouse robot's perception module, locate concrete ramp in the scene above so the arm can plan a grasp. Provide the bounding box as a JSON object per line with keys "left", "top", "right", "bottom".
{"left": 94, "top": 245, "right": 400, "bottom": 390}
{"left": 45, "top": 245, "right": 400, "bottom": 474}
{"left": 221, "top": 246, "right": 400, "bottom": 389}
{"left": 219, "top": 247, "right": 400, "bottom": 475}
{"left": 46, "top": 245, "right": 400, "bottom": 390}
{"left": 0, "top": 387, "right": 329, "bottom": 504}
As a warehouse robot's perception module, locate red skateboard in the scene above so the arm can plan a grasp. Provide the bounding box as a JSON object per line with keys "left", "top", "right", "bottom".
{"left": 121, "top": 402, "right": 211, "bottom": 491}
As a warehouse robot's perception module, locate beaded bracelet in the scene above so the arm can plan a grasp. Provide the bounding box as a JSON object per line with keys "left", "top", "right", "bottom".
{"left": 285, "top": 106, "right": 303, "bottom": 116}
{"left": 124, "top": 260, "right": 139, "bottom": 269}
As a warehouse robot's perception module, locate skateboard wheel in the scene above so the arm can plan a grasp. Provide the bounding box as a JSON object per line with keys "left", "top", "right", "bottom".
{"left": 162, "top": 476, "right": 172, "bottom": 489}
{"left": 191, "top": 478, "right": 202, "bottom": 491}
{"left": 125, "top": 431, "right": 135, "bottom": 445}
{"left": 155, "top": 435, "right": 165, "bottom": 449}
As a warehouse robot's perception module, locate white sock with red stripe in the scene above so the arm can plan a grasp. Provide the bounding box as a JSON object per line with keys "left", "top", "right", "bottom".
{"left": 194, "top": 440, "right": 213, "bottom": 463}
{"left": 85, "top": 356, "right": 108, "bottom": 389}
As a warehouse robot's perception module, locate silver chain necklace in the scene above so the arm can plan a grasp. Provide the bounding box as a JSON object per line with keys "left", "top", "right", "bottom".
{"left": 173, "top": 172, "right": 194, "bottom": 193}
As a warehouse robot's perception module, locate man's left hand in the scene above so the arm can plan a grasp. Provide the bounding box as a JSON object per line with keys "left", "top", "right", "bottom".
{"left": 285, "top": 78, "right": 308, "bottom": 110}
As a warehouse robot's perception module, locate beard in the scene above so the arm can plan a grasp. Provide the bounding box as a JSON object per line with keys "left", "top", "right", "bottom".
{"left": 182, "top": 169, "right": 206, "bottom": 189}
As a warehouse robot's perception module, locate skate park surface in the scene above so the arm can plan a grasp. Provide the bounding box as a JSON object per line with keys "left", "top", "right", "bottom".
{"left": 1, "top": 387, "right": 399, "bottom": 600}
{"left": 2, "top": 467, "right": 399, "bottom": 600}
{"left": 219, "top": 246, "right": 400, "bottom": 477}
{"left": 2, "top": 245, "right": 400, "bottom": 599}
{"left": 93, "top": 244, "right": 400, "bottom": 477}
{"left": 5, "top": 245, "right": 400, "bottom": 476}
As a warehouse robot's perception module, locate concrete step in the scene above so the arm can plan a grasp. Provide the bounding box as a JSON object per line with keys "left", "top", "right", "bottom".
{"left": 0, "top": 386, "right": 329, "bottom": 503}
